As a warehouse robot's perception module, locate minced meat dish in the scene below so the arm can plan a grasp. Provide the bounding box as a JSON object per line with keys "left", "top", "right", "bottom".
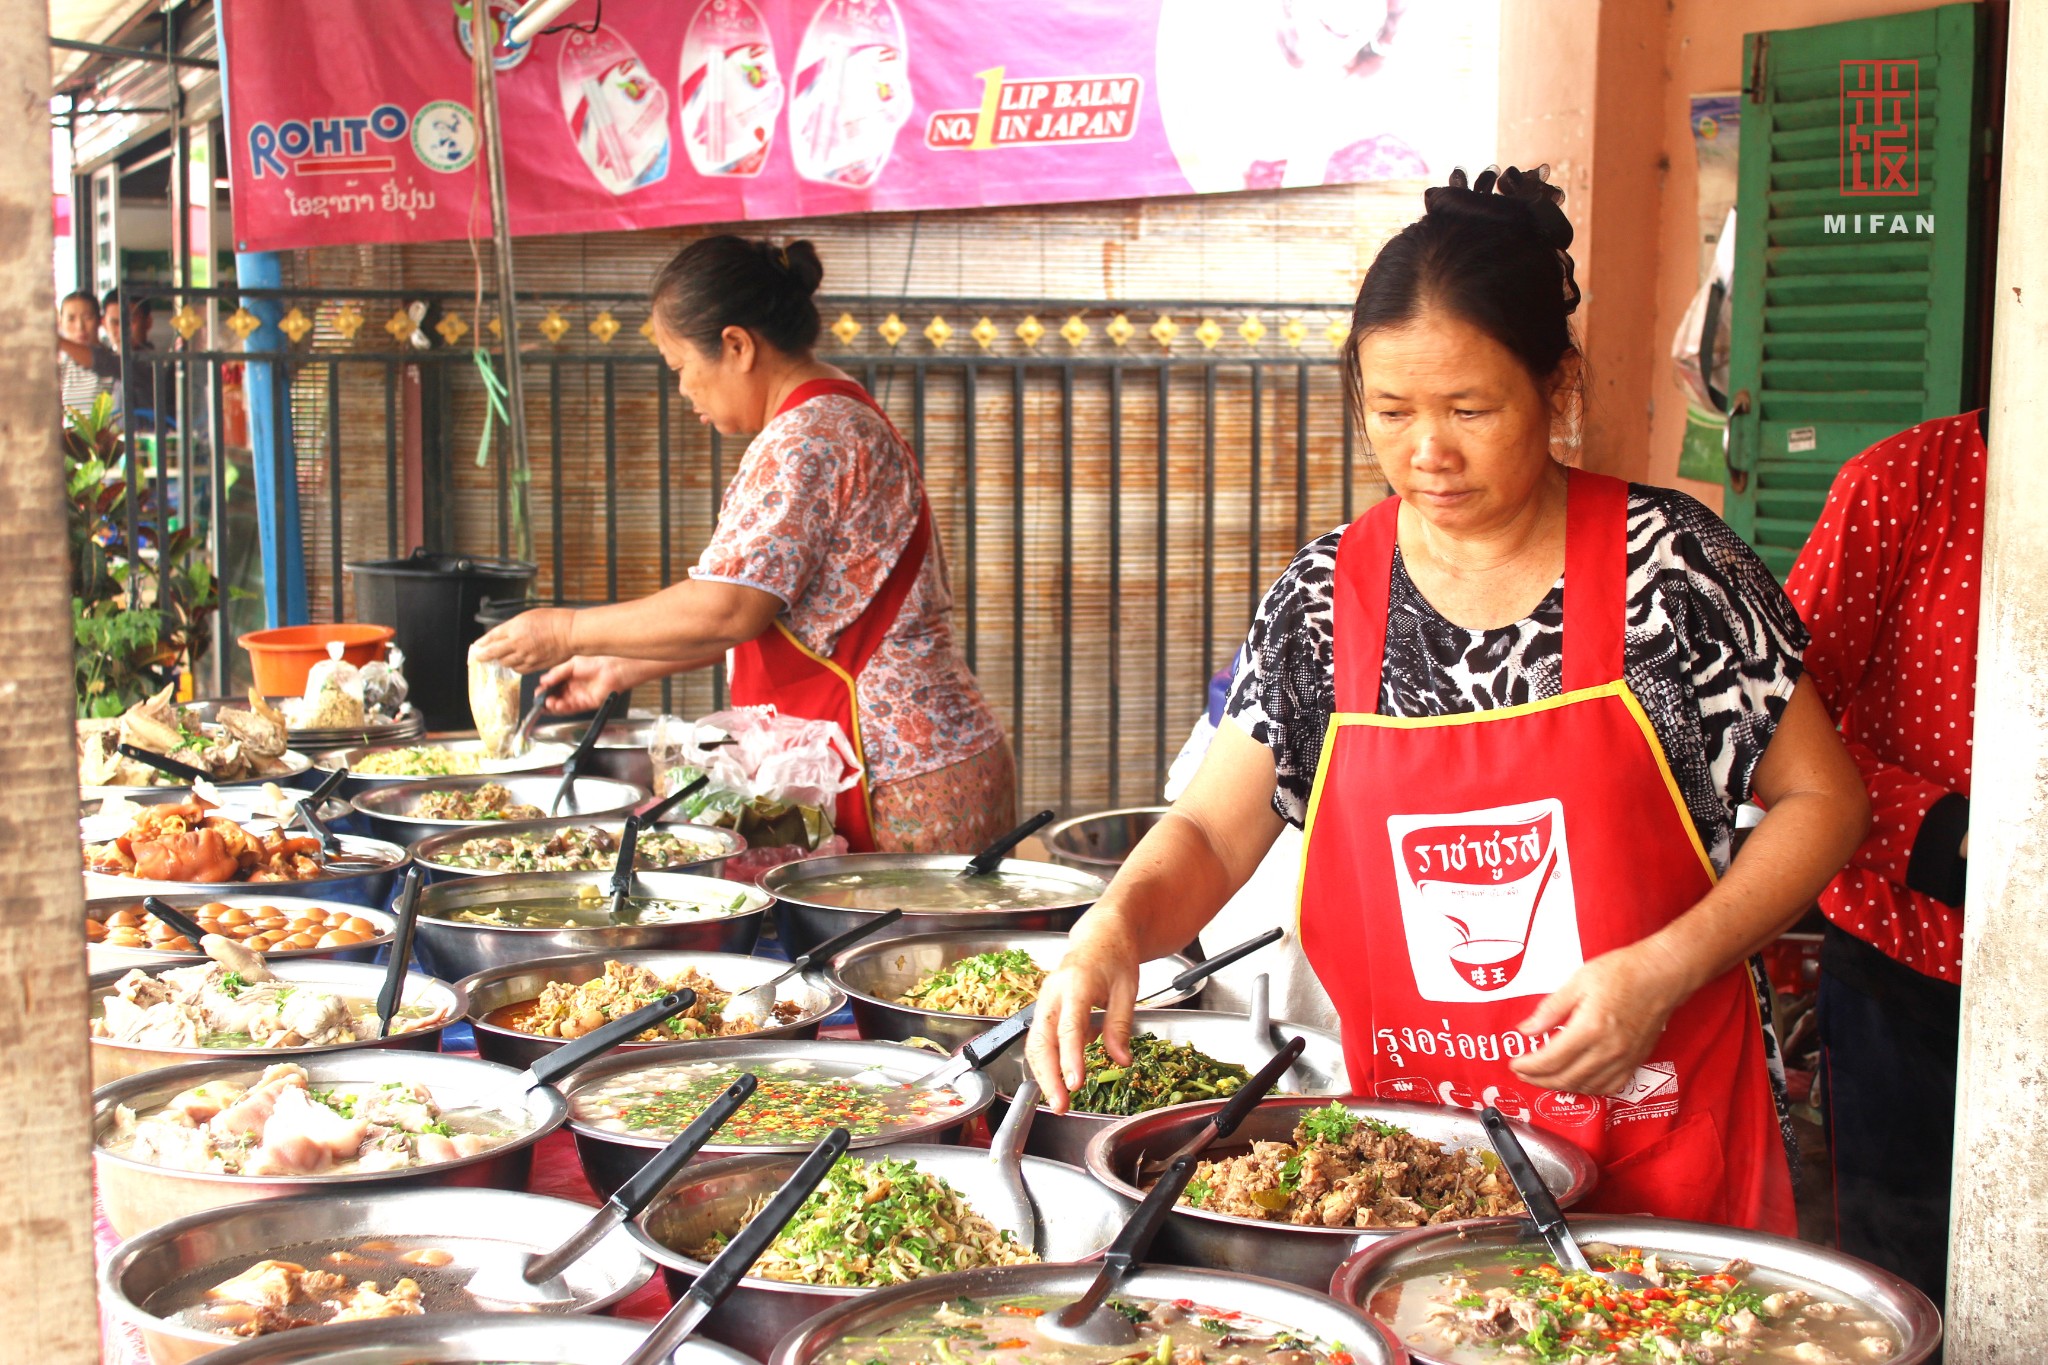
{"left": 1182, "top": 1101, "right": 1523, "bottom": 1229}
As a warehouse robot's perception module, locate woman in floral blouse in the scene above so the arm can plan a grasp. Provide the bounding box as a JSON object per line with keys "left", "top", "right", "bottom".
{"left": 476, "top": 236, "right": 1012, "bottom": 853}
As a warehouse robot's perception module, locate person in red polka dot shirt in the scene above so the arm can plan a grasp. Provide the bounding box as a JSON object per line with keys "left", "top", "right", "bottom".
{"left": 1784, "top": 408, "right": 1980, "bottom": 1318}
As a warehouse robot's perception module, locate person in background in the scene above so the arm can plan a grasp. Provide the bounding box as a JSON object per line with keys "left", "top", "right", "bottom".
{"left": 102, "top": 290, "right": 158, "bottom": 418}
{"left": 57, "top": 290, "right": 120, "bottom": 416}
{"left": 1783, "top": 409, "right": 1981, "bottom": 1319}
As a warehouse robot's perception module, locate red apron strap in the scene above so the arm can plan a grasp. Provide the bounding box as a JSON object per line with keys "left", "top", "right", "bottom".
{"left": 1561, "top": 470, "right": 1629, "bottom": 691}
{"left": 1332, "top": 492, "right": 1402, "bottom": 716}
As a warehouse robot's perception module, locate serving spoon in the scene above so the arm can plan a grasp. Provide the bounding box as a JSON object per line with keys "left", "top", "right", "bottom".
{"left": 1481, "top": 1104, "right": 1651, "bottom": 1290}
{"left": 138, "top": 896, "right": 211, "bottom": 952}
{"left": 374, "top": 867, "right": 423, "bottom": 1039}
{"left": 117, "top": 743, "right": 210, "bottom": 786}
{"left": 722, "top": 907, "right": 904, "bottom": 1025}
{"left": 959, "top": 808, "right": 1056, "bottom": 877}
{"left": 551, "top": 690, "right": 627, "bottom": 816}
{"left": 606, "top": 814, "right": 645, "bottom": 923}
{"left": 1247, "top": 971, "right": 1308, "bottom": 1092}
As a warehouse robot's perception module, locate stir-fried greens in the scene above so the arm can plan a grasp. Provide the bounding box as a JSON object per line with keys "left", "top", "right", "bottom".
{"left": 687, "top": 1156, "right": 1036, "bottom": 1287}
{"left": 1068, "top": 1033, "right": 1251, "bottom": 1117}
{"left": 1183, "top": 1102, "right": 1522, "bottom": 1229}
{"left": 898, "top": 950, "right": 1047, "bottom": 1017}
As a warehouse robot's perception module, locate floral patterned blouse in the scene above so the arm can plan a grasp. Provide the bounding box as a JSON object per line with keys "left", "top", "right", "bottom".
{"left": 691, "top": 391, "right": 1003, "bottom": 785}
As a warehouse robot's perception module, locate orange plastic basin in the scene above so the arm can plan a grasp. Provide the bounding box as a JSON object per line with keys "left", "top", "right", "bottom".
{"left": 239, "top": 623, "right": 394, "bottom": 695}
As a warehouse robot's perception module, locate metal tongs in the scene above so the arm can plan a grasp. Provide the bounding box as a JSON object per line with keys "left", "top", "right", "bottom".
{"left": 509, "top": 680, "right": 559, "bottom": 758}
{"left": 551, "top": 689, "right": 626, "bottom": 816}
{"left": 293, "top": 790, "right": 385, "bottom": 870}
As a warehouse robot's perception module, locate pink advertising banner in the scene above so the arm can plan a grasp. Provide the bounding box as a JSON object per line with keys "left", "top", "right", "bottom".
{"left": 220, "top": 0, "right": 1497, "bottom": 253}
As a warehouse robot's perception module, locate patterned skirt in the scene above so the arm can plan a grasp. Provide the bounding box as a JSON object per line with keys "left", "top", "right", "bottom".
{"left": 868, "top": 739, "right": 1018, "bottom": 854}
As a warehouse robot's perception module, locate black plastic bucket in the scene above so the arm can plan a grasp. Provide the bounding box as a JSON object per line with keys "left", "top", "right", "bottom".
{"left": 347, "top": 549, "right": 536, "bottom": 730}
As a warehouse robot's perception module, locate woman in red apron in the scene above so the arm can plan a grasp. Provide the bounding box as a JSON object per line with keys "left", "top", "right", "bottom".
{"left": 476, "top": 235, "right": 1013, "bottom": 853}
{"left": 1027, "top": 168, "right": 1870, "bottom": 1233}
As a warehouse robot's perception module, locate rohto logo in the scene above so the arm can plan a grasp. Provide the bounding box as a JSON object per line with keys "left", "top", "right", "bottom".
{"left": 1840, "top": 59, "right": 1918, "bottom": 196}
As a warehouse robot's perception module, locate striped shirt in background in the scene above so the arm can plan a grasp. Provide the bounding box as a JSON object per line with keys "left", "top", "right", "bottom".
{"left": 60, "top": 345, "right": 121, "bottom": 414}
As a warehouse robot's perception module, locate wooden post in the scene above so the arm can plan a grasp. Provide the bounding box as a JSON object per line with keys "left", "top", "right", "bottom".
{"left": 0, "top": 0, "right": 101, "bottom": 1360}
{"left": 1948, "top": 1, "right": 2048, "bottom": 1357}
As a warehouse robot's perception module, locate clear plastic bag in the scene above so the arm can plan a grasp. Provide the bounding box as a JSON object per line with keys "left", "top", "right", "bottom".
{"left": 648, "top": 705, "right": 861, "bottom": 854}
{"left": 467, "top": 646, "right": 523, "bottom": 757}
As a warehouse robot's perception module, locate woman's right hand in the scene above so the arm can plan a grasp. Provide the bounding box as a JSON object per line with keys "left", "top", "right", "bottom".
{"left": 539, "top": 656, "right": 638, "bottom": 712}
{"left": 1024, "top": 920, "right": 1142, "bottom": 1113}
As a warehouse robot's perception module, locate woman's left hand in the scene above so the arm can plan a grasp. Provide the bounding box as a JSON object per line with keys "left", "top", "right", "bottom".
{"left": 1507, "top": 937, "right": 1701, "bottom": 1097}
{"left": 472, "top": 607, "right": 576, "bottom": 674}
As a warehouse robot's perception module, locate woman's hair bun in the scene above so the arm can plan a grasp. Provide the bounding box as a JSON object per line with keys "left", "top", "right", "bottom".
{"left": 1421, "top": 164, "right": 1579, "bottom": 316}
{"left": 777, "top": 239, "right": 826, "bottom": 298}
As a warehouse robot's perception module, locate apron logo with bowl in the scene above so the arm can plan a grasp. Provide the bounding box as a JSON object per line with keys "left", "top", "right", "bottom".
{"left": 1386, "top": 799, "right": 1584, "bottom": 1003}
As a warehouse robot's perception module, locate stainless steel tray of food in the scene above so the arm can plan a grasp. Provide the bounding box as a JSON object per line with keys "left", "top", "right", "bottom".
{"left": 317, "top": 738, "right": 577, "bottom": 795}
{"left": 86, "top": 891, "right": 395, "bottom": 971}
{"left": 181, "top": 694, "right": 425, "bottom": 753}
{"left": 762, "top": 852, "right": 1108, "bottom": 959}
{"left": 1086, "top": 1095, "right": 1597, "bottom": 1290}
{"left": 411, "top": 869, "right": 772, "bottom": 980}
{"left": 190, "top": 1313, "right": 760, "bottom": 1365}
{"left": 410, "top": 813, "right": 743, "bottom": 880}
{"left": 458, "top": 947, "right": 845, "bottom": 1071}
{"left": 350, "top": 772, "right": 649, "bottom": 846}
{"left": 830, "top": 928, "right": 1202, "bottom": 1049}
{"left": 91, "top": 1049, "right": 566, "bottom": 1238}
{"left": 80, "top": 799, "right": 410, "bottom": 909}
{"left": 1334, "top": 1214, "right": 1942, "bottom": 1365}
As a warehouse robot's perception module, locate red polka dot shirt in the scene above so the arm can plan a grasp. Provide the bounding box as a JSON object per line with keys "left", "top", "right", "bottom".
{"left": 1784, "top": 411, "right": 1980, "bottom": 984}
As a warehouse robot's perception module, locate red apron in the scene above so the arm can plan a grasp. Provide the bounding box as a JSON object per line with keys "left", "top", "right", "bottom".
{"left": 1297, "top": 470, "right": 1794, "bottom": 1233}
{"left": 725, "top": 378, "right": 931, "bottom": 853}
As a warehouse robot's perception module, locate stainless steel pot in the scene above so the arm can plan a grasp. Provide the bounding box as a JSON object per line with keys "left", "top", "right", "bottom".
{"left": 761, "top": 853, "right": 1108, "bottom": 960}
{"left": 630, "top": 1142, "right": 1134, "bottom": 1360}
{"left": 458, "top": 948, "right": 845, "bottom": 1071}
{"left": 89, "top": 957, "right": 464, "bottom": 1086}
{"left": 188, "top": 1313, "right": 758, "bottom": 1365}
{"left": 559, "top": 1036, "right": 995, "bottom": 1198}
{"left": 82, "top": 830, "right": 410, "bottom": 911}
{"left": 351, "top": 773, "right": 649, "bottom": 846}
{"left": 86, "top": 891, "right": 396, "bottom": 971}
{"left": 1042, "top": 806, "right": 1169, "bottom": 874}
{"left": 100, "top": 1188, "right": 654, "bottom": 1365}
{"left": 412, "top": 870, "right": 771, "bottom": 980}
{"left": 92, "top": 1049, "right": 566, "bottom": 1238}
{"left": 1085, "top": 1097, "right": 1599, "bottom": 1291}
{"left": 1332, "top": 1215, "right": 1942, "bottom": 1365}
{"left": 980, "top": 1007, "right": 1350, "bottom": 1167}
{"left": 829, "top": 929, "right": 1202, "bottom": 1049}
{"left": 411, "top": 814, "right": 744, "bottom": 881}
{"left": 535, "top": 715, "right": 670, "bottom": 792}
{"left": 770, "top": 1263, "right": 1406, "bottom": 1365}
{"left": 317, "top": 739, "right": 576, "bottom": 797}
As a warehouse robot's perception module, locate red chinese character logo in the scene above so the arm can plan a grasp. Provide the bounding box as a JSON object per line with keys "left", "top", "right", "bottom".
{"left": 1840, "top": 59, "right": 1918, "bottom": 197}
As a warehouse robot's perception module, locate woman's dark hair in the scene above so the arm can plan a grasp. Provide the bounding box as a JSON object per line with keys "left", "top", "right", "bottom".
{"left": 1344, "top": 165, "right": 1581, "bottom": 419}
{"left": 650, "top": 235, "right": 825, "bottom": 355}
{"left": 60, "top": 289, "right": 101, "bottom": 318}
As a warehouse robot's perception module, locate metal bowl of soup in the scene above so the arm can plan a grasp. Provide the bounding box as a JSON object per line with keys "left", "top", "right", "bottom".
{"left": 410, "top": 814, "right": 743, "bottom": 881}
{"left": 829, "top": 929, "right": 1204, "bottom": 1049}
{"left": 410, "top": 869, "right": 771, "bottom": 981}
{"left": 980, "top": 1007, "right": 1351, "bottom": 1168}
{"left": 1086, "top": 1096, "right": 1598, "bottom": 1292}
{"left": 630, "top": 1141, "right": 1134, "bottom": 1360}
{"left": 1333, "top": 1215, "right": 1941, "bottom": 1365}
{"left": 762, "top": 853, "right": 1108, "bottom": 959}
{"left": 100, "top": 1187, "right": 655, "bottom": 1364}
{"left": 458, "top": 948, "right": 845, "bottom": 1071}
{"left": 1042, "top": 806, "right": 1170, "bottom": 874}
{"left": 189, "top": 1314, "right": 760, "bottom": 1365}
{"left": 317, "top": 739, "right": 576, "bottom": 797}
{"left": 86, "top": 892, "right": 395, "bottom": 971}
{"left": 771, "top": 1263, "right": 1407, "bottom": 1365}
{"left": 91, "top": 1049, "right": 566, "bottom": 1239}
{"left": 88, "top": 957, "right": 463, "bottom": 1087}
{"left": 351, "top": 773, "right": 649, "bottom": 847}
{"left": 558, "top": 1036, "right": 995, "bottom": 1198}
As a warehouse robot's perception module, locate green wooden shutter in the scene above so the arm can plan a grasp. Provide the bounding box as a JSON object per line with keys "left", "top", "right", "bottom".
{"left": 1723, "top": 3, "right": 1989, "bottom": 578}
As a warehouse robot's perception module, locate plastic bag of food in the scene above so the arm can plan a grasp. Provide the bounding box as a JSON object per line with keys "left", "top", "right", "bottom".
{"left": 467, "top": 645, "right": 523, "bottom": 757}
{"left": 356, "top": 647, "right": 409, "bottom": 712}
{"left": 297, "top": 643, "right": 367, "bottom": 729}
{"left": 649, "top": 706, "right": 860, "bottom": 852}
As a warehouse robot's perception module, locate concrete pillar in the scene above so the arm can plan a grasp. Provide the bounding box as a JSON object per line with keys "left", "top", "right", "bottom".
{"left": 0, "top": 0, "right": 104, "bottom": 1357}
{"left": 1947, "top": 1, "right": 2048, "bottom": 1358}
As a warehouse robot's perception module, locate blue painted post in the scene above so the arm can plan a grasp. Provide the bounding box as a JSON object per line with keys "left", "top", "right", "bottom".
{"left": 236, "top": 250, "right": 308, "bottom": 625}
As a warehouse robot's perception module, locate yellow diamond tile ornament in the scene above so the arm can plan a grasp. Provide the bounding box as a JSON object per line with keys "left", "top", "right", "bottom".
{"left": 1060, "top": 314, "right": 1091, "bottom": 348}
{"left": 878, "top": 312, "right": 908, "bottom": 347}
{"left": 436, "top": 311, "right": 470, "bottom": 346}
{"left": 488, "top": 314, "right": 505, "bottom": 339}
{"left": 1238, "top": 314, "right": 1268, "bottom": 345}
{"left": 830, "top": 311, "right": 862, "bottom": 346}
{"left": 1015, "top": 314, "right": 1046, "bottom": 348}
{"left": 1280, "top": 316, "right": 1309, "bottom": 348}
{"left": 333, "top": 304, "right": 365, "bottom": 341}
{"left": 278, "top": 307, "right": 314, "bottom": 344}
{"left": 1195, "top": 317, "right": 1224, "bottom": 350}
{"left": 589, "top": 310, "right": 620, "bottom": 344}
{"left": 924, "top": 315, "right": 954, "bottom": 349}
{"left": 171, "top": 303, "right": 205, "bottom": 341}
{"left": 539, "top": 309, "right": 570, "bottom": 344}
{"left": 640, "top": 317, "right": 657, "bottom": 343}
{"left": 385, "top": 308, "right": 416, "bottom": 343}
{"left": 1106, "top": 313, "right": 1136, "bottom": 347}
{"left": 224, "top": 307, "right": 261, "bottom": 342}
{"left": 1326, "top": 316, "right": 1351, "bottom": 348}
{"left": 971, "top": 316, "right": 999, "bottom": 351}
{"left": 1149, "top": 314, "right": 1179, "bottom": 349}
